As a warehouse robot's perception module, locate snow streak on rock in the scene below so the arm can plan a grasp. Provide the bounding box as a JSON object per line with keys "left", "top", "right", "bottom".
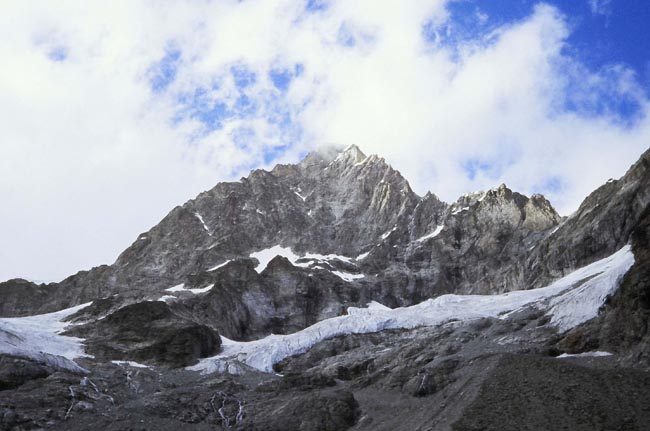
{"left": 194, "top": 212, "right": 212, "bottom": 236}
{"left": 111, "top": 360, "right": 153, "bottom": 368}
{"left": 208, "top": 260, "right": 231, "bottom": 271}
{"left": 165, "top": 283, "right": 214, "bottom": 295}
{"left": 556, "top": 351, "right": 613, "bottom": 359}
{"left": 416, "top": 225, "right": 444, "bottom": 242}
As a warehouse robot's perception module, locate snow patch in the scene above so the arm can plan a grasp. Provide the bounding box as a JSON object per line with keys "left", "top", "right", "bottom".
{"left": 190, "top": 245, "right": 633, "bottom": 374}
{"left": 416, "top": 225, "right": 444, "bottom": 242}
{"left": 451, "top": 206, "right": 470, "bottom": 215}
{"left": 556, "top": 351, "right": 613, "bottom": 359}
{"left": 303, "top": 252, "right": 353, "bottom": 264}
{"left": 111, "top": 360, "right": 152, "bottom": 368}
{"left": 250, "top": 246, "right": 356, "bottom": 273}
{"left": 188, "top": 284, "right": 214, "bottom": 294}
{"left": 250, "top": 246, "right": 300, "bottom": 272}
{"left": 165, "top": 284, "right": 186, "bottom": 293}
{"left": 381, "top": 226, "right": 397, "bottom": 240}
{"left": 164, "top": 283, "right": 214, "bottom": 295}
{"left": 330, "top": 271, "right": 364, "bottom": 282}
{"left": 356, "top": 252, "right": 370, "bottom": 260}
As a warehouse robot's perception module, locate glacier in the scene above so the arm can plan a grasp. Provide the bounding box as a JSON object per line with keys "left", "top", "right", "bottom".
{"left": 0, "top": 302, "right": 92, "bottom": 373}
{"left": 189, "top": 245, "right": 634, "bottom": 374}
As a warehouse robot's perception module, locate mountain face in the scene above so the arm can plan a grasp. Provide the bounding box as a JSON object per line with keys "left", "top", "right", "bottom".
{"left": 1, "top": 145, "right": 650, "bottom": 430}
{"left": 0, "top": 146, "right": 563, "bottom": 319}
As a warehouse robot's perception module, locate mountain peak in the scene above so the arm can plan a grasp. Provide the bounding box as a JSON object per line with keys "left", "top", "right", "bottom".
{"left": 334, "top": 144, "right": 367, "bottom": 165}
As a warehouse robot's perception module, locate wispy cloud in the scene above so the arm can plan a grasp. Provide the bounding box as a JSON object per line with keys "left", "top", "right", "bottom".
{"left": 588, "top": 0, "right": 612, "bottom": 17}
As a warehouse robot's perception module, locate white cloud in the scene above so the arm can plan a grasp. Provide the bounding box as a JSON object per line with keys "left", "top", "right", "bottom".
{"left": 0, "top": 1, "right": 648, "bottom": 281}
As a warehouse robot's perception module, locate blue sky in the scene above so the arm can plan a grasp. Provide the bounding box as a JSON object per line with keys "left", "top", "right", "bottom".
{"left": 1, "top": 0, "right": 649, "bottom": 281}
{"left": 428, "top": 0, "right": 650, "bottom": 80}
{"left": 426, "top": 0, "right": 649, "bottom": 123}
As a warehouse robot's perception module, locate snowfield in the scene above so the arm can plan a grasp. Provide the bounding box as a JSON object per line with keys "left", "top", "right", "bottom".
{"left": 190, "top": 245, "right": 634, "bottom": 374}
{"left": 0, "top": 302, "right": 92, "bottom": 373}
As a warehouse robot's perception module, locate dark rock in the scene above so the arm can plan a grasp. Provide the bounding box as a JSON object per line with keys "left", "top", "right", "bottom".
{"left": 0, "top": 356, "right": 52, "bottom": 391}
{"left": 67, "top": 301, "right": 221, "bottom": 367}
{"left": 452, "top": 354, "right": 650, "bottom": 431}
{"left": 403, "top": 358, "right": 459, "bottom": 397}
{"left": 243, "top": 390, "right": 360, "bottom": 431}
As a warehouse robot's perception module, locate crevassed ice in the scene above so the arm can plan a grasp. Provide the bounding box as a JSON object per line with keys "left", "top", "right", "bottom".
{"left": 189, "top": 245, "right": 634, "bottom": 374}
{"left": 0, "top": 302, "right": 93, "bottom": 372}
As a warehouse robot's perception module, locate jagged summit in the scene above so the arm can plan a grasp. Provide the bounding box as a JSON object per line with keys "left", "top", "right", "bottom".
{"left": 334, "top": 144, "right": 367, "bottom": 164}
{"left": 297, "top": 144, "right": 371, "bottom": 170}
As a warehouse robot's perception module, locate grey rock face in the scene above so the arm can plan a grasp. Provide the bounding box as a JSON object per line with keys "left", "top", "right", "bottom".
{"left": 0, "top": 356, "right": 52, "bottom": 391}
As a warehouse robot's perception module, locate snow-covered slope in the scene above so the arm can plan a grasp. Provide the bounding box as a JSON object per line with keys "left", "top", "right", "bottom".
{"left": 0, "top": 302, "right": 92, "bottom": 372}
{"left": 190, "top": 245, "right": 634, "bottom": 373}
